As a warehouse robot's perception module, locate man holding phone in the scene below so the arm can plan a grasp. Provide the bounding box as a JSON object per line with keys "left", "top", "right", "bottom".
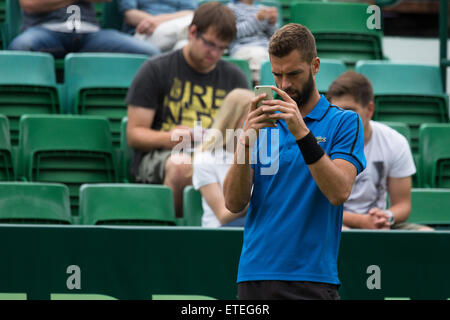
{"left": 223, "top": 23, "right": 366, "bottom": 300}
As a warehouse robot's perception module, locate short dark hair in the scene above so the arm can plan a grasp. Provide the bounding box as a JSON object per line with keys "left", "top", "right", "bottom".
{"left": 327, "top": 71, "right": 374, "bottom": 108}
{"left": 269, "top": 23, "right": 317, "bottom": 63}
{"left": 190, "top": 2, "right": 237, "bottom": 43}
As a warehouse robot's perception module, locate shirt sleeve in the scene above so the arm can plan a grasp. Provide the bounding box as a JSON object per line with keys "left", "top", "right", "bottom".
{"left": 193, "top": 153, "right": 219, "bottom": 190}
{"left": 388, "top": 134, "right": 416, "bottom": 178}
{"left": 180, "top": 0, "right": 198, "bottom": 10}
{"left": 329, "top": 111, "right": 366, "bottom": 175}
{"left": 125, "top": 59, "right": 161, "bottom": 110}
{"left": 118, "top": 0, "right": 138, "bottom": 13}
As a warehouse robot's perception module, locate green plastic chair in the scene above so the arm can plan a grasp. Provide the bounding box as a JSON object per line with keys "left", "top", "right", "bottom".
{"left": 102, "top": 0, "right": 124, "bottom": 30}
{"left": 4, "top": 0, "right": 20, "bottom": 48}
{"left": 0, "top": 0, "right": 5, "bottom": 49}
{"left": 290, "top": 1, "right": 384, "bottom": 67}
{"left": 221, "top": 57, "right": 252, "bottom": 87}
{"left": 18, "top": 115, "right": 118, "bottom": 217}
{"left": 408, "top": 188, "right": 450, "bottom": 228}
{"left": 80, "top": 184, "right": 176, "bottom": 225}
{"left": 260, "top": 58, "right": 346, "bottom": 94}
{"left": 0, "top": 51, "right": 60, "bottom": 145}
{"left": 183, "top": 186, "right": 203, "bottom": 227}
{"left": 120, "top": 117, "right": 133, "bottom": 183}
{"left": 64, "top": 53, "right": 148, "bottom": 146}
{"left": 418, "top": 124, "right": 450, "bottom": 188}
{"left": 357, "top": 61, "right": 449, "bottom": 159}
{"left": 0, "top": 182, "right": 71, "bottom": 224}
{"left": 0, "top": 115, "right": 14, "bottom": 181}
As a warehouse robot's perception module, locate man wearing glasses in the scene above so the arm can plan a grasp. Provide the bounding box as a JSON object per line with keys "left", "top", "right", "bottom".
{"left": 126, "top": 2, "right": 249, "bottom": 218}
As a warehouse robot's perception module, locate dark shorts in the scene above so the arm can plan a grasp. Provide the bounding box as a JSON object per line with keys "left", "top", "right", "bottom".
{"left": 237, "top": 280, "right": 340, "bottom": 300}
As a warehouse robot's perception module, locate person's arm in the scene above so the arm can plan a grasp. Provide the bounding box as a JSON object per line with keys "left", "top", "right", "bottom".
{"left": 263, "top": 87, "right": 357, "bottom": 206}
{"left": 386, "top": 176, "right": 412, "bottom": 225}
{"left": 200, "top": 183, "right": 246, "bottom": 225}
{"left": 123, "top": 9, "right": 153, "bottom": 28}
{"left": 343, "top": 210, "right": 389, "bottom": 229}
{"left": 224, "top": 94, "right": 273, "bottom": 213}
{"left": 127, "top": 105, "right": 190, "bottom": 151}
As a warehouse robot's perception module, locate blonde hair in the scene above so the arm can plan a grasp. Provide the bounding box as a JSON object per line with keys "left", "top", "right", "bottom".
{"left": 200, "top": 88, "right": 253, "bottom": 152}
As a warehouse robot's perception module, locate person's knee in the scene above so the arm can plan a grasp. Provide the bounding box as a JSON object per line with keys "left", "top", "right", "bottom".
{"left": 164, "top": 154, "right": 192, "bottom": 187}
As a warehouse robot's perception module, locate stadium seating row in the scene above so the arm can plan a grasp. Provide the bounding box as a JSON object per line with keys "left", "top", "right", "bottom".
{"left": 0, "top": 181, "right": 448, "bottom": 229}
{"left": 0, "top": 0, "right": 385, "bottom": 68}
{"left": 0, "top": 114, "right": 449, "bottom": 216}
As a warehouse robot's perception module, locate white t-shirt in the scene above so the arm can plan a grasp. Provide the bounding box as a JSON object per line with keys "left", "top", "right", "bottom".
{"left": 192, "top": 150, "right": 234, "bottom": 228}
{"left": 344, "top": 121, "right": 416, "bottom": 214}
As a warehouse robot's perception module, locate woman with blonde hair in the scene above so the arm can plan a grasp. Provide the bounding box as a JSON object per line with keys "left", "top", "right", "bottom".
{"left": 192, "top": 88, "right": 254, "bottom": 227}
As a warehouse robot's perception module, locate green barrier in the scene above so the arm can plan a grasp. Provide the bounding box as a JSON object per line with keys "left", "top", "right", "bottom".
{"left": 0, "top": 225, "right": 448, "bottom": 300}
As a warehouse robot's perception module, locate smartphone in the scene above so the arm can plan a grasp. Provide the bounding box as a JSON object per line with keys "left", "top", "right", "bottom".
{"left": 254, "top": 85, "right": 274, "bottom": 107}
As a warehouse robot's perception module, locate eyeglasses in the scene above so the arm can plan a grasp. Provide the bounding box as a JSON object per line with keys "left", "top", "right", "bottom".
{"left": 197, "top": 33, "right": 228, "bottom": 52}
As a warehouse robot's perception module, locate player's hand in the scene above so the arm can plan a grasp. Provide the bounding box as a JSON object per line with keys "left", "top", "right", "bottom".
{"left": 259, "top": 86, "right": 309, "bottom": 140}
{"left": 240, "top": 93, "right": 277, "bottom": 148}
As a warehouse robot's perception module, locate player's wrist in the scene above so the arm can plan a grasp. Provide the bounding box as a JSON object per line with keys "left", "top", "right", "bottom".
{"left": 296, "top": 130, "right": 325, "bottom": 165}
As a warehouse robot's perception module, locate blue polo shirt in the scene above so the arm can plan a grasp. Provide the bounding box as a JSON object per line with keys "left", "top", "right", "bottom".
{"left": 237, "top": 95, "right": 366, "bottom": 285}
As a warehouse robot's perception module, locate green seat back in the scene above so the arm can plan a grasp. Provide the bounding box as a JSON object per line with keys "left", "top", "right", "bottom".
{"left": 0, "top": 51, "right": 59, "bottom": 145}
{"left": 260, "top": 58, "right": 346, "bottom": 94}
{"left": 419, "top": 124, "right": 450, "bottom": 188}
{"left": 221, "top": 57, "right": 252, "bottom": 87}
{"left": 0, "top": 0, "right": 5, "bottom": 49}
{"left": 183, "top": 186, "right": 203, "bottom": 227}
{"left": 290, "top": 1, "right": 383, "bottom": 66}
{"left": 80, "top": 184, "right": 176, "bottom": 225}
{"left": 0, "top": 115, "right": 13, "bottom": 180}
{"left": 120, "top": 117, "right": 132, "bottom": 183}
{"left": 18, "top": 115, "right": 118, "bottom": 216}
{"left": 357, "top": 61, "right": 449, "bottom": 158}
{"left": 64, "top": 53, "right": 148, "bottom": 146}
{"left": 4, "top": 0, "right": 21, "bottom": 47}
{"left": 409, "top": 188, "right": 450, "bottom": 228}
{"left": 102, "top": 0, "right": 124, "bottom": 30}
{"left": 0, "top": 182, "right": 71, "bottom": 224}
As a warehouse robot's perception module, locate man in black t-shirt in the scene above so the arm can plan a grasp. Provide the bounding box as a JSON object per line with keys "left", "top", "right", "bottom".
{"left": 126, "top": 2, "right": 249, "bottom": 218}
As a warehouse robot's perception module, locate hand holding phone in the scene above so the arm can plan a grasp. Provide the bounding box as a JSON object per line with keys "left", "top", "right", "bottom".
{"left": 254, "top": 85, "right": 274, "bottom": 107}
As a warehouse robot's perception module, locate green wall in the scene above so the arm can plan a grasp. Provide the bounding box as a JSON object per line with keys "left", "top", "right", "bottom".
{"left": 0, "top": 226, "right": 448, "bottom": 300}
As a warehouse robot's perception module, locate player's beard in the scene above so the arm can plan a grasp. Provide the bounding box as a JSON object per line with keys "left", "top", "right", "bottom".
{"left": 288, "top": 70, "right": 315, "bottom": 109}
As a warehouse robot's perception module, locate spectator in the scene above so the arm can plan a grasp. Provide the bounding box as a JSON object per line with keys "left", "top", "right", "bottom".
{"left": 223, "top": 24, "right": 366, "bottom": 300}
{"left": 126, "top": 2, "right": 249, "bottom": 218}
{"left": 327, "top": 71, "right": 433, "bottom": 231}
{"left": 119, "top": 0, "right": 197, "bottom": 52}
{"left": 228, "top": 0, "right": 279, "bottom": 84}
{"left": 8, "top": 0, "right": 160, "bottom": 58}
{"left": 193, "top": 88, "right": 253, "bottom": 228}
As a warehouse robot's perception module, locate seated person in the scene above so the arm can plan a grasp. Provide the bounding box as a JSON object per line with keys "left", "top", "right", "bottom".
{"left": 119, "top": 0, "right": 197, "bottom": 52}
{"left": 228, "top": 0, "right": 279, "bottom": 84}
{"left": 193, "top": 88, "right": 254, "bottom": 227}
{"left": 327, "top": 71, "right": 433, "bottom": 231}
{"left": 125, "top": 2, "right": 249, "bottom": 218}
{"left": 8, "top": 0, "right": 160, "bottom": 58}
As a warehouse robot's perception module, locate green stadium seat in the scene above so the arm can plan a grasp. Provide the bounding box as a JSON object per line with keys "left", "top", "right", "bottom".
{"left": 102, "top": 0, "right": 124, "bottom": 30}
{"left": 18, "top": 115, "right": 118, "bottom": 217}
{"left": 290, "top": 1, "right": 384, "bottom": 67}
{"left": 4, "top": 0, "right": 21, "bottom": 48}
{"left": 408, "top": 188, "right": 450, "bottom": 229}
{"left": 64, "top": 53, "right": 148, "bottom": 146}
{"left": 418, "top": 124, "right": 450, "bottom": 188}
{"left": 0, "top": 51, "right": 60, "bottom": 146}
{"left": 80, "top": 184, "right": 176, "bottom": 225}
{"left": 183, "top": 186, "right": 203, "bottom": 227}
{"left": 0, "top": 182, "right": 71, "bottom": 224}
{"left": 260, "top": 58, "right": 346, "bottom": 94}
{"left": 0, "top": 115, "right": 14, "bottom": 181}
{"left": 221, "top": 57, "right": 252, "bottom": 87}
{"left": 120, "top": 117, "right": 132, "bottom": 183}
{"left": 0, "top": 0, "right": 5, "bottom": 49}
{"left": 357, "top": 61, "right": 449, "bottom": 160}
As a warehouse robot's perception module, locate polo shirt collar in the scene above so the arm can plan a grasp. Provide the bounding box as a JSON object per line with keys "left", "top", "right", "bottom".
{"left": 303, "top": 95, "right": 329, "bottom": 121}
